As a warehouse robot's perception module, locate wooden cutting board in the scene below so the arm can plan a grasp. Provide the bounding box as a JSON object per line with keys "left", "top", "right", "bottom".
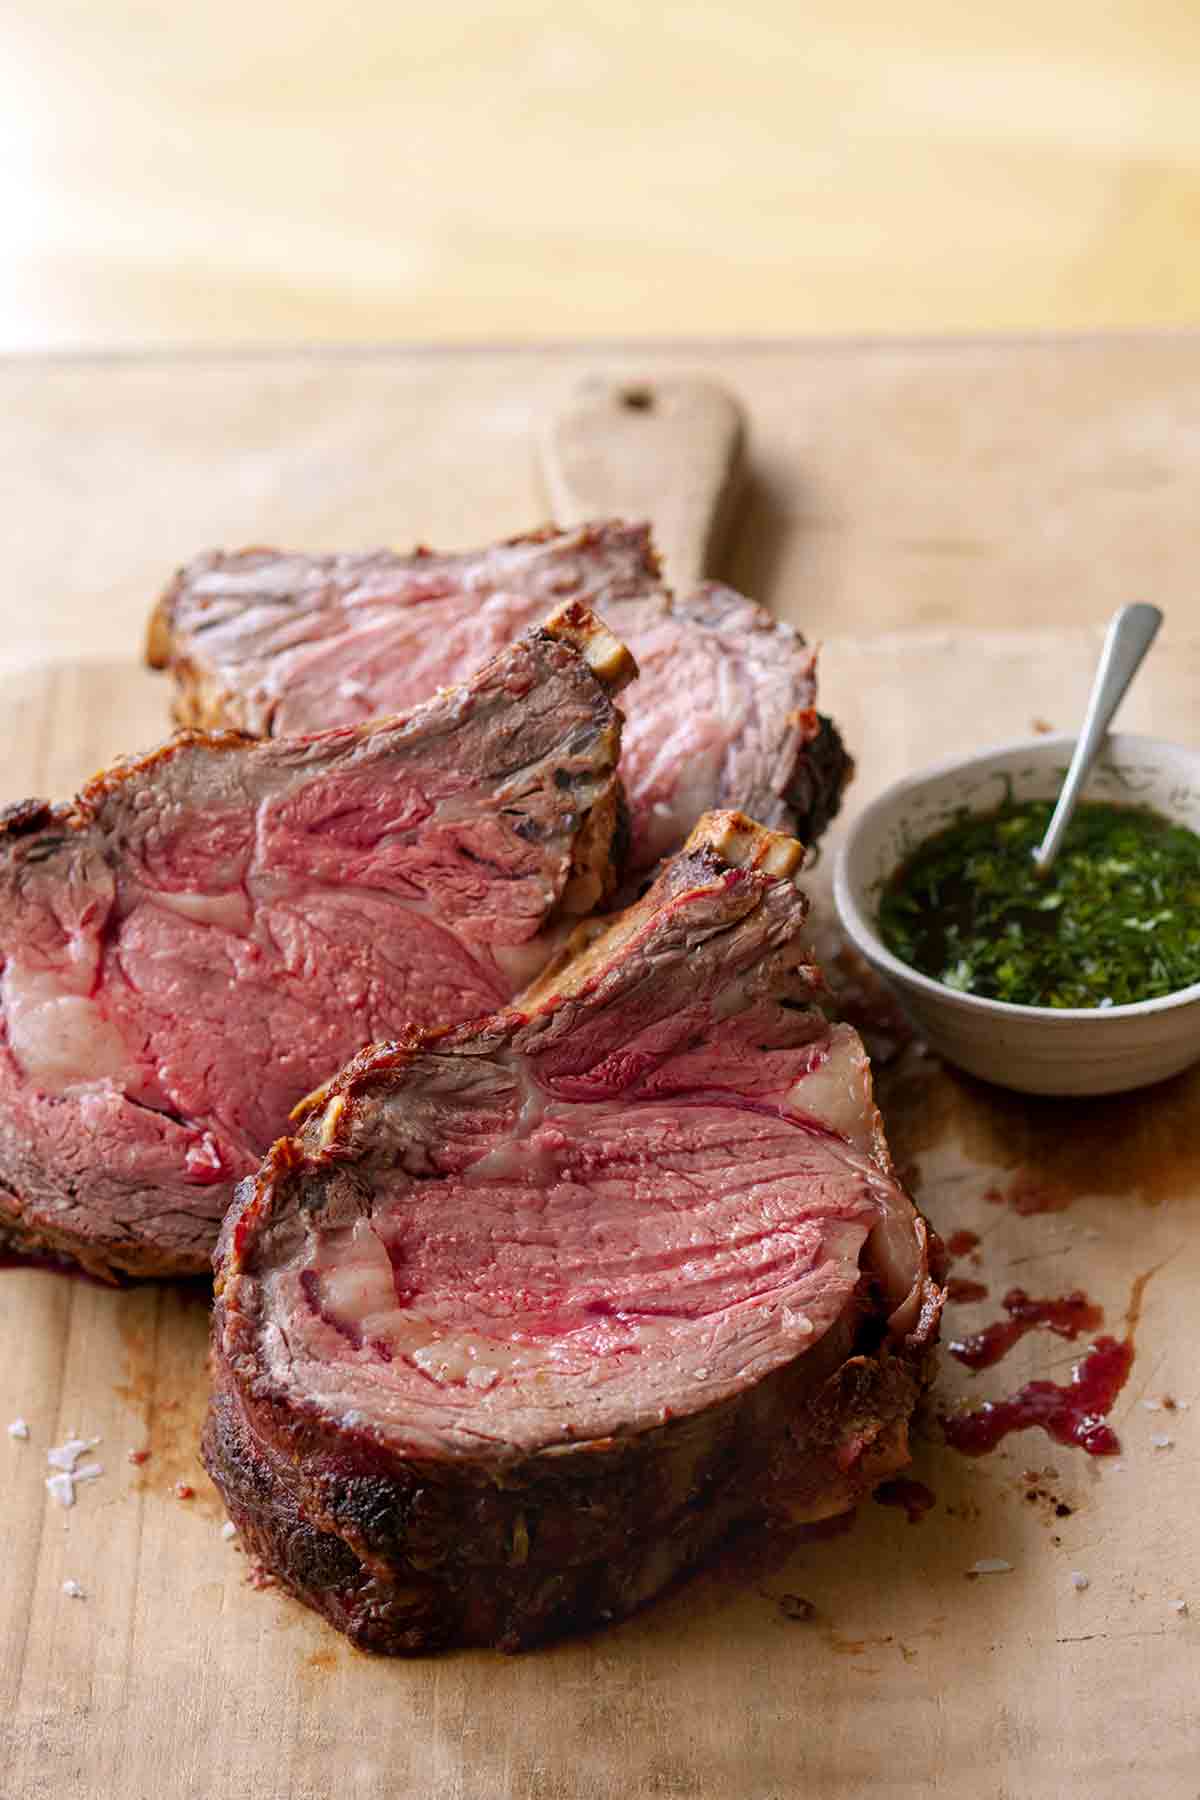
{"left": 2, "top": 340, "right": 1200, "bottom": 1800}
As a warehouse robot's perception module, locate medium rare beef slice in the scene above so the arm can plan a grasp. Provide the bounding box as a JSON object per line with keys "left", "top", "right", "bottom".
{"left": 608, "top": 581, "right": 850, "bottom": 869}
{"left": 0, "top": 604, "right": 633, "bottom": 1279}
{"left": 148, "top": 520, "right": 849, "bottom": 870}
{"left": 204, "top": 810, "right": 942, "bottom": 1654}
{"left": 147, "top": 522, "right": 659, "bottom": 738}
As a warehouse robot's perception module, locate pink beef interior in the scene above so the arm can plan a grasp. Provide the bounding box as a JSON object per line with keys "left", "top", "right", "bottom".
{"left": 167, "top": 526, "right": 658, "bottom": 740}
{"left": 0, "top": 622, "right": 621, "bottom": 1266}
{"left": 158, "top": 525, "right": 837, "bottom": 872}
{"left": 249, "top": 841, "right": 925, "bottom": 1460}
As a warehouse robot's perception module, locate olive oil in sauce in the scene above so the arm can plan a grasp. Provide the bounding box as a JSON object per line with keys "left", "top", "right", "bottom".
{"left": 878, "top": 800, "right": 1200, "bottom": 1009}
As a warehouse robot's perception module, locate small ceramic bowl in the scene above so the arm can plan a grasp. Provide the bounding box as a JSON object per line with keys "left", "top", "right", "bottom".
{"left": 833, "top": 732, "right": 1200, "bottom": 1096}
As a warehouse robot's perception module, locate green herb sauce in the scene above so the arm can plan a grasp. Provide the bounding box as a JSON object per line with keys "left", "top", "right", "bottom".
{"left": 877, "top": 800, "right": 1200, "bottom": 1009}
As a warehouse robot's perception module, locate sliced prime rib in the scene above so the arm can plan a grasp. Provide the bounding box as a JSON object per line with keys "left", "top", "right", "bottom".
{"left": 0, "top": 604, "right": 632, "bottom": 1279}
{"left": 147, "top": 521, "right": 851, "bottom": 872}
{"left": 204, "top": 811, "right": 941, "bottom": 1654}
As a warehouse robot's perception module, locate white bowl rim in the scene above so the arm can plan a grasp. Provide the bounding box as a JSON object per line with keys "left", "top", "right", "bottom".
{"left": 832, "top": 729, "right": 1200, "bottom": 1025}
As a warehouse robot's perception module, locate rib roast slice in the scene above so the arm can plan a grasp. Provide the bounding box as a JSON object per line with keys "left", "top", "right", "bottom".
{"left": 0, "top": 604, "right": 632, "bottom": 1279}
{"left": 147, "top": 521, "right": 850, "bottom": 872}
{"left": 204, "top": 811, "right": 941, "bottom": 1654}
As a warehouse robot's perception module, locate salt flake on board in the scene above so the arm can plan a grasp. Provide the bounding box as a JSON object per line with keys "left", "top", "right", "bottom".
{"left": 7, "top": 1418, "right": 30, "bottom": 1441}
{"left": 46, "top": 1436, "right": 100, "bottom": 1472}
{"left": 45, "top": 1436, "right": 103, "bottom": 1507}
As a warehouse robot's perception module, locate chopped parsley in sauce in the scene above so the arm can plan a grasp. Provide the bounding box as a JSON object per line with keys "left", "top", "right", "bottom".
{"left": 878, "top": 800, "right": 1200, "bottom": 1009}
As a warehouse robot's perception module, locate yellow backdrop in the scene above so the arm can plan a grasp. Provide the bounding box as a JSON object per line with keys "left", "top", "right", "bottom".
{"left": 4, "top": 0, "right": 1198, "bottom": 348}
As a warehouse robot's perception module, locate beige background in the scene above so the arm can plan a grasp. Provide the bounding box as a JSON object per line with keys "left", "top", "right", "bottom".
{"left": 5, "top": 0, "right": 1200, "bottom": 352}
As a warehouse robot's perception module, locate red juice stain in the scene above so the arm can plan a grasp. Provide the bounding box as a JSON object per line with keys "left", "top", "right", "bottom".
{"left": 945, "top": 1277, "right": 989, "bottom": 1304}
{"left": 127, "top": 1448, "right": 150, "bottom": 1467}
{"left": 949, "top": 1288, "right": 1103, "bottom": 1371}
{"left": 943, "top": 1336, "right": 1132, "bottom": 1457}
{"left": 874, "top": 1477, "right": 936, "bottom": 1524}
{"left": 1006, "top": 1172, "right": 1074, "bottom": 1215}
{"left": 983, "top": 1170, "right": 1073, "bottom": 1215}
{"left": 945, "top": 1229, "right": 981, "bottom": 1260}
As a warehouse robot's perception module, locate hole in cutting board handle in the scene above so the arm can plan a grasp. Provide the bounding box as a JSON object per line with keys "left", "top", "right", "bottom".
{"left": 619, "top": 386, "right": 655, "bottom": 412}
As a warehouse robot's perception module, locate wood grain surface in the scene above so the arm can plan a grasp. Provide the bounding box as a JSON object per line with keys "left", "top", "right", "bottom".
{"left": 2, "top": 338, "right": 1199, "bottom": 1799}
{"left": 538, "top": 373, "right": 746, "bottom": 592}
{"left": 2, "top": 336, "right": 1199, "bottom": 669}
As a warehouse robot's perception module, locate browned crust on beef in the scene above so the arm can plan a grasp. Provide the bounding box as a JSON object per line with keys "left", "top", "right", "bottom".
{"left": 785, "top": 712, "right": 853, "bottom": 844}
{"left": 204, "top": 1277, "right": 937, "bottom": 1654}
{"left": 0, "top": 1188, "right": 205, "bottom": 1282}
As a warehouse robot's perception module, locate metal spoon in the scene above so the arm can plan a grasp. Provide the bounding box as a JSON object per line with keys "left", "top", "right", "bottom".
{"left": 1032, "top": 601, "right": 1164, "bottom": 876}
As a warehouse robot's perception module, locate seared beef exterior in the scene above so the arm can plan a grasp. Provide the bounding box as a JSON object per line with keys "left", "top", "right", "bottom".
{"left": 204, "top": 812, "right": 942, "bottom": 1654}
{"left": 0, "top": 605, "right": 632, "bottom": 1279}
{"left": 148, "top": 521, "right": 850, "bottom": 871}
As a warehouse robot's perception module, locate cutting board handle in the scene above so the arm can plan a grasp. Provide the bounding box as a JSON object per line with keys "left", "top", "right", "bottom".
{"left": 538, "top": 375, "right": 746, "bottom": 594}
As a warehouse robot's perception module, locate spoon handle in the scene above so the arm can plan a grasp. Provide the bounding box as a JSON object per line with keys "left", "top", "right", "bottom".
{"left": 1032, "top": 602, "right": 1164, "bottom": 875}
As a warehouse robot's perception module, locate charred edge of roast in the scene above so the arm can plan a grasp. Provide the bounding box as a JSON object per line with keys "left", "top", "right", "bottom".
{"left": 0, "top": 799, "right": 59, "bottom": 839}
{"left": 783, "top": 712, "right": 853, "bottom": 847}
{"left": 0, "top": 1180, "right": 209, "bottom": 1282}
{"left": 202, "top": 1312, "right": 938, "bottom": 1654}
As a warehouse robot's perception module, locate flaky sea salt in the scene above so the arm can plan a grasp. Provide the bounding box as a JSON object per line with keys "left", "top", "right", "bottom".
{"left": 1143, "top": 1400, "right": 1163, "bottom": 1412}
{"left": 1151, "top": 1434, "right": 1174, "bottom": 1450}
{"left": 45, "top": 1437, "right": 103, "bottom": 1507}
{"left": 221, "top": 1521, "right": 238, "bottom": 1541}
{"left": 970, "top": 1559, "right": 1012, "bottom": 1575}
{"left": 62, "top": 1579, "right": 84, "bottom": 1600}
{"left": 1070, "top": 1572, "right": 1090, "bottom": 1591}
{"left": 46, "top": 1436, "right": 100, "bottom": 1472}
{"left": 7, "top": 1418, "right": 30, "bottom": 1441}
{"left": 1172, "top": 1599, "right": 1189, "bottom": 1615}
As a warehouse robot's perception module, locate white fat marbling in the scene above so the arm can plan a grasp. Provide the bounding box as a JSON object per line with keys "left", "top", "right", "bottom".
{"left": 2, "top": 965, "right": 134, "bottom": 1095}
